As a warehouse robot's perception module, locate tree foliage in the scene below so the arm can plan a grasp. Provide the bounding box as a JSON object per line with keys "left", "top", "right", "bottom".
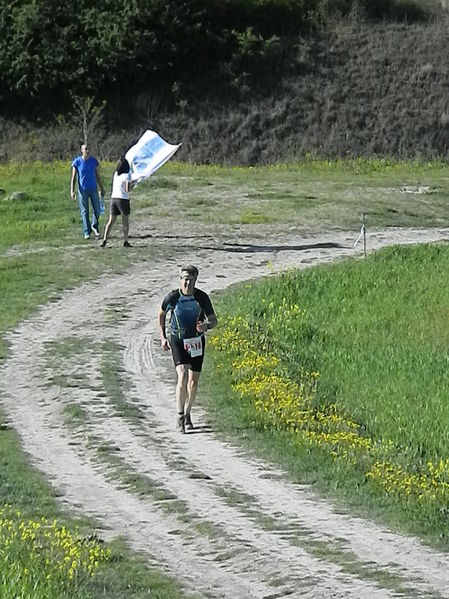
{"left": 0, "top": 0, "right": 432, "bottom": 118}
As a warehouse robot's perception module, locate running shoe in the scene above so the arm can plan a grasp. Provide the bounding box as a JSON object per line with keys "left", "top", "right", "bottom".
{"left": 91, "top": 224, "right": 100, "bottom": 237}
{"left": 185, "top": 413, "right": 193, "bottom": 431}
{"left": 123, "top": 241, "right": 132, "bottom": 247}
{"left": 177, "top": 415, "right": 185, "bottom": 434}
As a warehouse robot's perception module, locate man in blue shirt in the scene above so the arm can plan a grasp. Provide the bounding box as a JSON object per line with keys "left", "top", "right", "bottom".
{"left": 158, "top": 265, "right": 218, "bottom": 433}
{"left": 70, "top": 144, "right": 105, "bottom": 239}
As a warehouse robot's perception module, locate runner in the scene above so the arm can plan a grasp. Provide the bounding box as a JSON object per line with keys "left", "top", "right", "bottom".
{"left": 158, "top": 265, "right": 218, "bottom": 433}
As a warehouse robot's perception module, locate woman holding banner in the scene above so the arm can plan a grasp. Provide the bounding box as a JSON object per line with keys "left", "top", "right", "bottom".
{"left": 100, "top": 157, "right": 134, "bottom": 248}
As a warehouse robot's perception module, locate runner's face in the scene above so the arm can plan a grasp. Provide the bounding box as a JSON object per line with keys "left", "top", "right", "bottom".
{"left": 180, "top": 275, "right": 196, "bottom": 295}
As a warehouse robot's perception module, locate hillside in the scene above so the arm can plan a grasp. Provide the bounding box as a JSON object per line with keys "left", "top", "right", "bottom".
{"left": 153, "top": 18, "right": 449, "bottom": 164}
{"left": 2, "top": 14, "right": 449, "bottom": 164}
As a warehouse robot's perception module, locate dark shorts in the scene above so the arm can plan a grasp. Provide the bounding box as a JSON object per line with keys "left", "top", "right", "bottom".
{"left": 110, "top": 198, "right": 130, "bottom": 217}
{"left": 170, "top": 334, "right": 205, "bottom": 372}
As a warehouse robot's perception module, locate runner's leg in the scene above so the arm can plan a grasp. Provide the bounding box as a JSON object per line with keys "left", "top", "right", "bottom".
{"left": 185, "top": 370, "right": 201, "bottom": 415}
{"left": 175, "top": 364, "right": 189, "bottom": 415}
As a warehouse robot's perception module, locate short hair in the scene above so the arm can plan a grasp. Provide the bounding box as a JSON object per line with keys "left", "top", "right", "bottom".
{"left": 179, "top": 264, "right": 199, "bottom": 278}
{"left": 115, "top": 156, "right": 130, "bottom": 175}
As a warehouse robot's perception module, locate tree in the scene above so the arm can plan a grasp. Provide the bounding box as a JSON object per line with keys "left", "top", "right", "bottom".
{"left": 71, "top": 96, "right": 106, "bottom": 145}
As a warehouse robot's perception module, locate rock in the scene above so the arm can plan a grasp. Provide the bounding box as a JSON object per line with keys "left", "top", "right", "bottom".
{"left": 399, "top": 185, "right": 435, "bottom": 194}
{"left": 8, "top": 191, "right": 28, "bottom": 201}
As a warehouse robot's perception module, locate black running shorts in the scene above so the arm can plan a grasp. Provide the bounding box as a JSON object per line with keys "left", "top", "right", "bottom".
{"left": 170, "top": 334, "right": 205, "bottom": 371}
{"left": 110, "top": 198, "right": 131, "bottom": 216}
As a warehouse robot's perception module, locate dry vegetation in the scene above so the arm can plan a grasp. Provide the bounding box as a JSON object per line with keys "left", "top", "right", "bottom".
{"left": 2, "top": 6, "right": 449, "bottom": 164}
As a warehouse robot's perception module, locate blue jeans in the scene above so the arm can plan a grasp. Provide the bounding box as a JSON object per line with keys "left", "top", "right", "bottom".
{"left": 78, "top": 189, "right": 101, "bottom": 235}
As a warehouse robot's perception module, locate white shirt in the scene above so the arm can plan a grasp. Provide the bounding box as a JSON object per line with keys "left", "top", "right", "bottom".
{"left": 111, "top": 171, "right": 131, "bottom": 200}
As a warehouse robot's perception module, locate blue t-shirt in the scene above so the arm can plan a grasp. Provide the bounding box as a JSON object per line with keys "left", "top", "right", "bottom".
{"left": 71, "top": 156, "right": 99, "bottom": 191}
{"left": 161, "top": 288, "right": 214, "bottom": 339}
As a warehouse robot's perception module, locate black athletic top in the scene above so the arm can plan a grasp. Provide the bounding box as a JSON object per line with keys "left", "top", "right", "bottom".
{"left": 161, "top": 288, "right": 214, "bottom": 339}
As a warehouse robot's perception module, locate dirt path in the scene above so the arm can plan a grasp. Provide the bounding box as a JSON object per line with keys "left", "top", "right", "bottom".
{"left": 2, "top": 227, "right": 449, "bottom": 598}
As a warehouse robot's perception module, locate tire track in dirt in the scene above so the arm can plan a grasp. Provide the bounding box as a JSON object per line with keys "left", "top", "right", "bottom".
{"left": 1, "top": 228, "right": 449, "bottom": 598}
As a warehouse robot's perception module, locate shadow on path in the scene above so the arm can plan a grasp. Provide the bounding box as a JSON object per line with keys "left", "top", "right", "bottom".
{"left": 131, "top": 235, "right": 346, "bottom": 254}
{"left": 206, "top": 241, "right": 346, "bottom": 253}
{"left": 186, "top": 425, "right": 213, "bottom": 435}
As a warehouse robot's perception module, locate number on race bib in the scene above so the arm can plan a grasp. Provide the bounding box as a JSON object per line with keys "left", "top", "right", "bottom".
{"left": 183, "top": 336, "right": 203, "bottom": 358}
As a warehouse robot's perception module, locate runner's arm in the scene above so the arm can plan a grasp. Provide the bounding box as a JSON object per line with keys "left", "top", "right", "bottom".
{"left": 158, "top": 308, "right": 170, "bottom": 350}
{"left": 194, "top": 289, "right": 218, "bottom": 333}
{"left": 197, "top": 312, "right": 217, "bottom": 333}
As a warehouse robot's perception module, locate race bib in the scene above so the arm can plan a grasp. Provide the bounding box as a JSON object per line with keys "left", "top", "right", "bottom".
{"left": 183, "top": 336, "right": 203, "bottom": 358}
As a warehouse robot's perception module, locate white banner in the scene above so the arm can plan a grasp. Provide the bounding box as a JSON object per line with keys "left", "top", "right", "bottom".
{"left": 125, "top": 130, "right": 182, "bottom": 183}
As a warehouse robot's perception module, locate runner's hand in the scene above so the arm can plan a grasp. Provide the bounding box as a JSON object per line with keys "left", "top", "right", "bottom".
{"left": 196, "top": 321, "right": 208, "bottom": 333}
{"left": 161, "top": 338, "right": 170, "bottom": 351}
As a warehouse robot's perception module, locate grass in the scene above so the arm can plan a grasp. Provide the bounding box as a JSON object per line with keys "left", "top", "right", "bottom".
{"left": 63, "top": 403, "right": 89, "bottom": 427}
{"left": 0, "top": 161, "right": 190, "bottom": 598}
{"left": 133, "top": 158, "right": 449, "bottom": 233}
{"left": 204, "top": 241, "right": 449, "bottom": 549}
{"left": 0, "top": 504, "right": 110, "bottom": 599}
{"left": 1, "top": 158, "right": 449, "bottom": 595}
{"left": 215, "top": 486, "right": 416, "bottom": 595}
{"left": 0, "top": 407, "right": 188, "bottom": 598}
{"left": 86, "top": 537, "right": 197, "bottom": 599}
{"left": 100, "top": 340, "right": 146, "bottom": 422}
{"left": 92, "top": 438, "right": 190, "bottom": 517}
